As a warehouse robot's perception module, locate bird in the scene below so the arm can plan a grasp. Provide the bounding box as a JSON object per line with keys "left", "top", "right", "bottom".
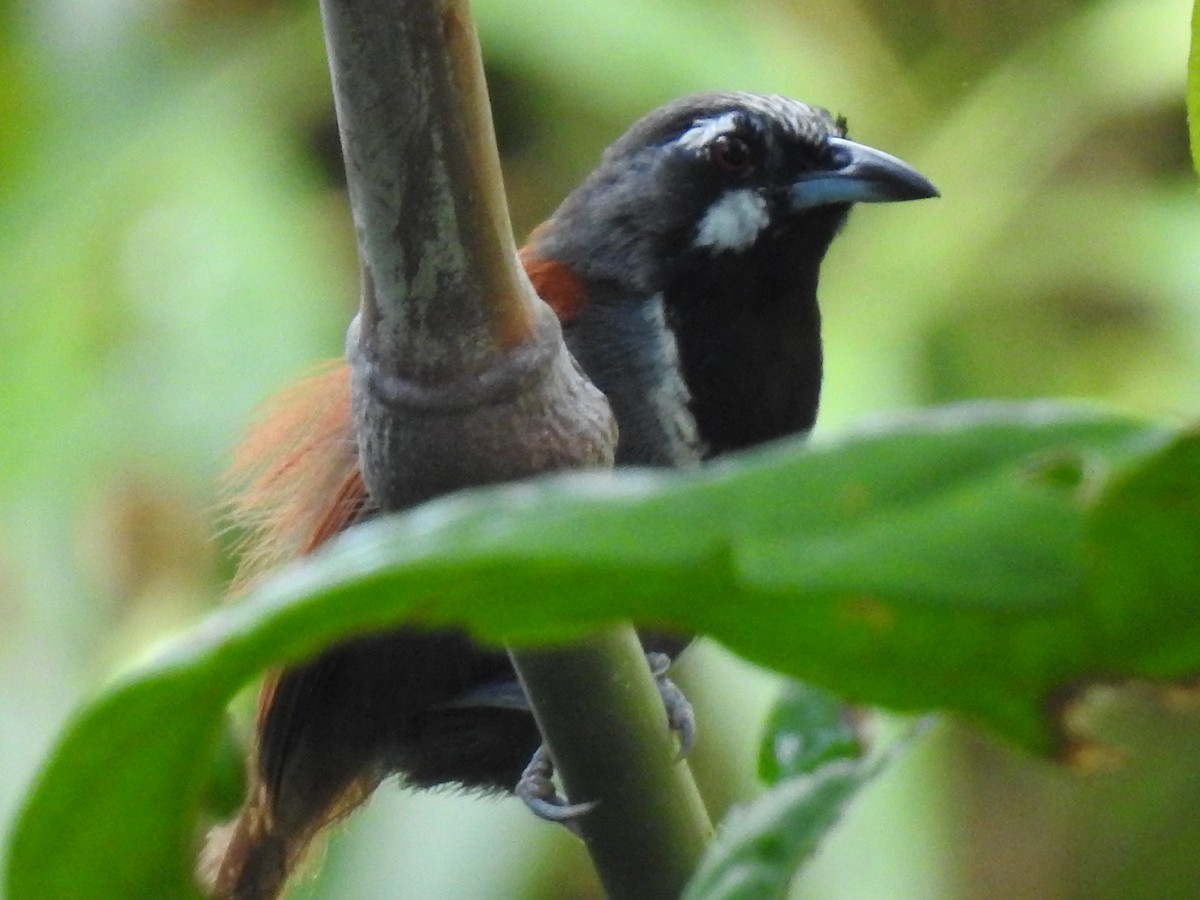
{"left": 203, "top": 91, "right": 937, "bottom": 899}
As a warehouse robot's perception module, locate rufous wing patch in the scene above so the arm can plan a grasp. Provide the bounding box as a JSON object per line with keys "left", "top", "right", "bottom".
{"left": 519, "top": 245, "right": 586, "bottom": 324}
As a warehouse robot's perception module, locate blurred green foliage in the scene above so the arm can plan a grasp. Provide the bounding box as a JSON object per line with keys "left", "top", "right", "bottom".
{"left": 1, "top": 0, "right": 1197, "bottom": 898}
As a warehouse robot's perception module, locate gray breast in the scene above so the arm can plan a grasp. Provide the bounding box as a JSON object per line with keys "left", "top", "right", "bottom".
{"left": 564, "top": 291, "right": 702, "bottom": 468}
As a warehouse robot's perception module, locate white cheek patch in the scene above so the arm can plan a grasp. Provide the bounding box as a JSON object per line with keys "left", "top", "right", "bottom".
{"left": 693, "top": 189, "right": 769, "bottom": 253}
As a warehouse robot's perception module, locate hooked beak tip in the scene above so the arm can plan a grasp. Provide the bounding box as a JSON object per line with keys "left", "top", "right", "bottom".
{"left": 791, "top": 136, "right": 938, "bottom": 210}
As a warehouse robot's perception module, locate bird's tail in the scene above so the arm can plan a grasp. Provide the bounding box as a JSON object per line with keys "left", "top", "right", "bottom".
{"left": 200, "top": 772, "right": 377, "bottom": 899}
{"left": 202, "top": 364, "right": 372, "bottom": 897}
{"left": 198, "top": 787, "right": 291, "bottom": 900}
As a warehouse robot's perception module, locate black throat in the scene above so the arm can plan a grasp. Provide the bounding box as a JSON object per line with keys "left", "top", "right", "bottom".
{"left": 663, "top": 230, "right": 830, "bottom": 458}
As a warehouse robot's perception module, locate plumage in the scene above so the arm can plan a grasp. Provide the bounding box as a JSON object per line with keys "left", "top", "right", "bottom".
{"left": 206, "top": 91, "right": 936, "bottom": 899}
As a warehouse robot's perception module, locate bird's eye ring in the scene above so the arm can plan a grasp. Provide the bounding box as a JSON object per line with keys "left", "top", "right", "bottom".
{"left": 711, "top": 134, "right": 752, "bottom": 173}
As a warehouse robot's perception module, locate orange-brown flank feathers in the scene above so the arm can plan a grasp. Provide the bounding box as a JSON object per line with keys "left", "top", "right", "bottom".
{"left": 224, "top": 364, "right": 369, "bottom": 589}
{"left": 519, "top": 245, "right": 587, "bottom": 324}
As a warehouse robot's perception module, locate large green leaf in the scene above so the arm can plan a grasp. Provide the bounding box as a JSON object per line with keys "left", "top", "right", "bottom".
{"left": 1086, "top": 426, "right": 1200, "bottom": 677}
{"left": 7, "top": 402, "right": 1200, "bottom": 899}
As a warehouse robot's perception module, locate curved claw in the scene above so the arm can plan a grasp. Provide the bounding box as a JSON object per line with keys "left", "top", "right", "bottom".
{"left": 645, "top": 653, "right": 696, "bottom": 760}
{"left": 523, "top": 794, "right": 599, "bottom": 825}
{"left": 516, "top": 743, "right": 597, "bottom": 832}
{"left": 515, "top": 655, "right": 694, "bottom": 831}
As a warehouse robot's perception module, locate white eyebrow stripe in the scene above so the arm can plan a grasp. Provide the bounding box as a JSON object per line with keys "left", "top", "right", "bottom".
{"left": 677, "top": 112, "right": 739, "bottom": 152}
{"left": 675, "top": 95, "right": 826, "bottom": 152}
{"left": 693, "top": 188, "right": 770, "bottom": 253}
{"left": 747, "top": 94, "right": 816, "bottom": 134}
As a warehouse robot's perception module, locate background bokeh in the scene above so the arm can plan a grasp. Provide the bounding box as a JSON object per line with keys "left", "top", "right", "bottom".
{"left": 2, "top": 0, "right": 1198, "bottom": 897}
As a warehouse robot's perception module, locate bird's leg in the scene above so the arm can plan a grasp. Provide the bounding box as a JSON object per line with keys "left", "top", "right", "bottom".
{"left": 644, "top": 652, "right": 696, "bottom": 760}
{"left": 515, "top": 743, "right": 597, "bottom": 832}
{"left": 515, "top": 652, "right": 696, "bottom": 826}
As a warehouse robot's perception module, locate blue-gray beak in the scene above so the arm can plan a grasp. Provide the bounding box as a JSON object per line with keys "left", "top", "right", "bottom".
{"left": 790, "top": 136, "right": 939, "bottom": 210}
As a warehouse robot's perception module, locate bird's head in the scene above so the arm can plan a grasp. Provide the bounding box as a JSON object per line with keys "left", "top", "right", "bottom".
{"left": 524, "top": 91, "right": 938, "bottom": 462}
{"left": 534, "top": 91, "right": 937, "bottom": 298}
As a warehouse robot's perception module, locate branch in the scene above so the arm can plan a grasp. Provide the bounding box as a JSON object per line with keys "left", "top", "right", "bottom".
{"left": 318, "top": 0, "right": 712, "bottom": 894}
{"left": 321, "top": 0, "right": 613, "bottom": 506}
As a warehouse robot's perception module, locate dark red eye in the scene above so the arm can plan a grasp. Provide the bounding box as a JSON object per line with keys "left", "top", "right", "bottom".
{"left": 711, "top": 134, "right": 752, "bottom": 173}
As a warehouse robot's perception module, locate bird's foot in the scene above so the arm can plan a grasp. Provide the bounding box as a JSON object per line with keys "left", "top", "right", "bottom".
{"left": 516, "top": 743, "right": 596, "bottom": 833}
{"left": 645, "top": 652, "right": 696, "bottom": 760}
{"left": 515, "top": 653, "right": 695, "bottom": 827}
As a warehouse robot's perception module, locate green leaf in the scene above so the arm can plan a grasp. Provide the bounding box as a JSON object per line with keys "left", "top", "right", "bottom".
{"left": 686, "top": 706, "right": 927, "bottom": 900}
{"left": 694, "top": 680, "right": 896, "bottom": 900}
{"left": 758, "top": 683, "right": 863, "bottom": 784}
{"left": 682, "top": 746, "right": 901, "bottom": 900}
{"left": 9, "top": 401, "right": 1200, "bottom": 899}
{"left": 5, "top": 673, "right": 220, "bottom": 900}
{"left": 1086, "top": 428, "right": 1200, "bottom": 678}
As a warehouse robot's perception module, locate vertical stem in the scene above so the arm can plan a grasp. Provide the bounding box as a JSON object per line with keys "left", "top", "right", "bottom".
{"left": 319, "top": 0, "right": 614, "bottom": 510}
{"left": 321, "top": 0, "right": 535, "bottom": 375}
{"left": 318, "top": 1, "right": 710, "bottom": 896}
{"left": 512, "top": 630, "right": 714, "bottom": 899}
